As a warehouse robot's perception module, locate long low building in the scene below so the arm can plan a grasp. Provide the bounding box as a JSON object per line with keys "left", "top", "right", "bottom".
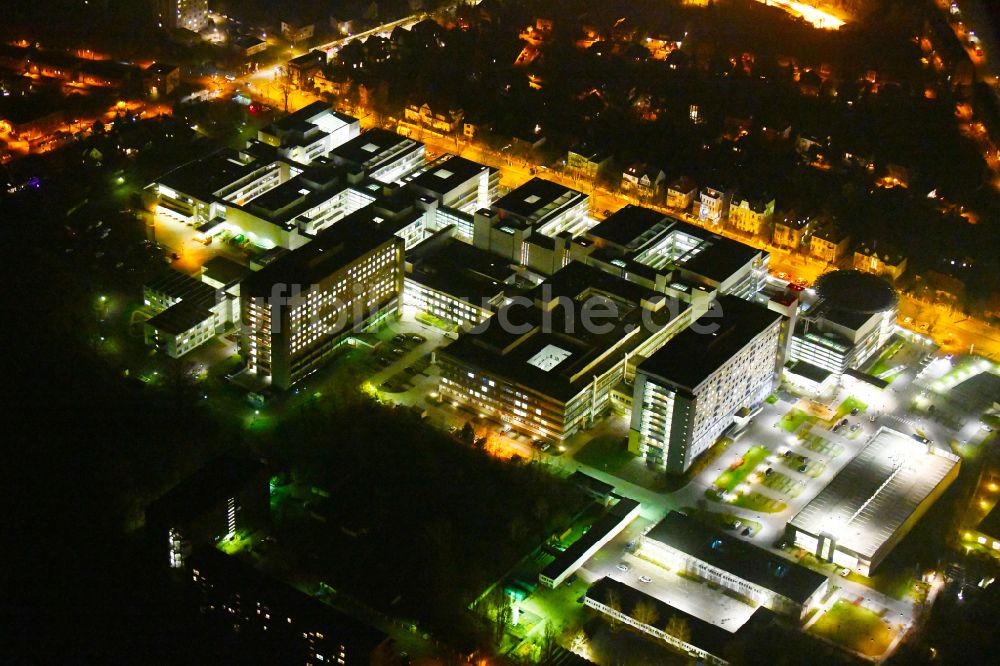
{"left": 539, "top": 498, "right": 640, "bottom": 588}
{"left": 786, "top": 427, "right": 960, "bottom": 576}
{"left": 640, "top": 511, "right": 829, "bottom": 619}
{"left": 584, "top": 577, "right": 779, "bottom": 666}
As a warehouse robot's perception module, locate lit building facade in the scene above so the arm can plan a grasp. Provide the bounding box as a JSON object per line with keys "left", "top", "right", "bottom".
{"left": 157, "top": 0, "right": 208, "bottom": 32}
{"left": 437, "top": 264, "right": 689, "bottom": 441}
{"left": 728, "top": 194, "right": 775, "bottom": 236}
{"left": 629, "top": 297, "right": 783, "bottom": 472}
{"left": 240, "top": 219, "right": 404, "bottom": 389}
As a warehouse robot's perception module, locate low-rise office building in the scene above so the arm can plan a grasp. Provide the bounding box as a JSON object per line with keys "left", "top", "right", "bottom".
{"left": 438, "top": 263, "right": 689, "bottom": 441}
{"left": 145, "top": 456, "right": 269, "bottom": 569}
{"left": 404, "top": 233, "right": 517, "bottom": 330}
{"left": 188, "top": 548, "right": 391, "bottom": 665}
{"left": 788, "top": 270, "right": 898, "bottom": 375}
{"left": 404, "top": 154, "right": 499, "bottom": 214}
{"left": 143, "top": 269, "right": 230, "bottom": 358}
{"left": 641, "top": 511, "right": 829, "bottom": 619}
{"left": 584, "top": 577, "right": 781, "bottom": 666}
{"left": 239, "top": 215, "right": 404, "bottom": 389}
{"left": 585, "top": 205, "right": 769, "bottom": 304}
{"left": 629, "top": 296, "right": 783, "bottom": 472}
{"left": 539, "top": 498, "right": 640, "bottom": 588}
{"left": 330, "top": 128, "right": 425, "bottom": 184}
{"left": 787, "top": 428, "right": 960, "bottom": 575}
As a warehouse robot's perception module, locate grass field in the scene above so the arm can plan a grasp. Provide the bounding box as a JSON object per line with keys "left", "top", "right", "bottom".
{"left": 782, "top": 456, "right": 826, "bottom": 478}
{"left": 761, "top": 471, "right": 805, "bottom": 498}
{"left": 810, "top": 599, "right": 895, "bottom": 657}
{"left": 712, "top": 445, "right": 770, "bottom": 494}
{"left": 574, "top": 434, "right": 636, "bottom": 473}
{"left": 729, "top": 490, "right": 786, "bottom": 513}
{"left": 779, "top": 409, "right": 816, "bottom": 433}
{"left": 832, "top": 396, "right": 868, "bottom": 422}
{"left": 867, "top": 337, "right": 905, "bottom": 377}
{"left": 801, "top": 433, "right": 844, "bottom": 458}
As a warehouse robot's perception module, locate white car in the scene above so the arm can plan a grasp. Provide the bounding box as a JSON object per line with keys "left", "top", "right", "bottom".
{"left": 616, "top": 563, "right": 629, "bottom": 572}
{"left": 639, "top": 575, "right": 652, "bottom": 583}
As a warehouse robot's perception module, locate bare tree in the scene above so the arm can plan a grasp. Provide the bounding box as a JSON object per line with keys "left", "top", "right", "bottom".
{"left": 632, "top": 599, "right": 659, "bottom": 627}
{"left": 664, "top": 614, "right": 691, "bottom": 644}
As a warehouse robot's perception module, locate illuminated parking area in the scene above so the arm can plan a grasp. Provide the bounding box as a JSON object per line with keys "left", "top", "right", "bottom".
{"left": 787, "top": 427, "right": 960, "bottom": 576}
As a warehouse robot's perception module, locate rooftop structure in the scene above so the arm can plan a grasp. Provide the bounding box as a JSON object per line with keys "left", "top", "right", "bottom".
{"left": 330, "top": 128, "right": 425, "bottom": 183}
{"left": 404, "top": 154, "right": 498, "bottom": 213}
{"left": 630, "top": 296, "right": 783, "bottom": 472}
{"left": 643, "top": 511, "right": 828, "bottom": 614}
{"left": 790, "top": 270, "right": 898, "bottom": 375}
{"left": 586, "top": 205, "right": 768, "bottom": 302}
{"left": 438, "top": 262, "right": 689, "bottom": 441}
{"left": 787, "top": 427, "right": 960, "bottom": 575}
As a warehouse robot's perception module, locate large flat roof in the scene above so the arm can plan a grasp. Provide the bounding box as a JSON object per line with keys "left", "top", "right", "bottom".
{"left": 638, "top": 295, "right": 781, "bottom": 392}
{"left": 155, "top": 149, "right": 264, "bottom": 202}
{"left": 331, "top": 128, "right": 419, "bottom": 170}
{"left": 540, "top": 499, "right": 639, "bottom": 581}
{"left": 405, "top": 155, "right": 492, "bottom": 198}
{"left": 241, "top": 211, "right": 398, "bottom": 297}
{"left": 646, "top": 511, "right": 827, "bottom": 605}
{"left": 441, "top": 263, "right": 687, "bottom": 402}
{"left": 491, "top": 177, "right": 587, "bottom": 227}
{"left": 145, "top": 269, "right": 218, "bottom": 308}
{"left": 407, "top": 237, "right": 515, "bottom": 305}
{"left": 789, "top": 428, "right": 960, "bottom": 560}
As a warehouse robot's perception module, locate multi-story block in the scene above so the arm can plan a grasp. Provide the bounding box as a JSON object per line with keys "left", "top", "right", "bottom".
{"left": 239, "top": 216, "right": 404, "bottom": 389}
{"left": 404, "top": 154, "right": 499, "bottom": 214}
{"left": 586, "top": 205, "right": 769, "bottom": 303}
{"left": 629, "top": 296, "right": 782, "bottom": 472}
{"left": 404, "top": 234, "right": 515, "bottom": 330}
{"left": 330, "top": 128, "right": 425, "bottom": 184}
{"left": 143, "top": 269, "right": 230, "bottom": 358}
{"left": 665, "top": 176, "right": 697, "bottom": 212}
{"left": 438, "top": 263, "right": 690, "bottom": 442}
{"left": 157, "top": 0, "right": 208, "bottom": 32}
{"left": 772, "top": 212, "right": 812, "bottom": 250}
{"left": 728, "top": 192, "right": 775, "bottom": 236}
{"left": 853, "top": 242, "right": 907, "bottom": 281}
{"left": 698, "top": 186, "right": 733, "bottom": 225}
{"left": 257, "top": 101, "right": 359, "bottom": 165}
{"left": 809, "top": 224, "right": 851, "bottom": 264}
{"left": 788, "top": 270, "right": 898, "bottom": 375}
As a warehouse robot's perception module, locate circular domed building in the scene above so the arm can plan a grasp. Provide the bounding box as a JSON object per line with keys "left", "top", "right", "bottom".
{"left": 789, "top": 270, "right": 898, "bottom": 376}
{"left": 814, "top": 270, "right": 898, "bottom": 315}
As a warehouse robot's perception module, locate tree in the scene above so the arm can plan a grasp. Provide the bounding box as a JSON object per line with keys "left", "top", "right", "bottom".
{"left": 487, "top": 586, "right": 512, "bottom": 646}
{"left": 539, "top": 620, "right": 558, "bottom": 664}
{"left": 459, "top": 421, "right": 476, "bottom": 446}
{"left": 604, "top": 588, "right": 622, "bottom": 631}
{"left": 632, "top": 599, "right": 659, "bottom": 628}
{"left": 664, "top": 614, "right": 691, "bottom": 644}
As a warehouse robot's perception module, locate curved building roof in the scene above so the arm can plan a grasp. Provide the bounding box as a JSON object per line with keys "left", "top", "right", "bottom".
{"left": 815, "top": 270, "right": 898, "bottom": 314}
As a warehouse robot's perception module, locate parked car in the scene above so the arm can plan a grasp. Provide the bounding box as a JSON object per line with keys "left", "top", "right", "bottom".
{"left": 741, "top": 527, "right": 752, "bottom": 537}
{"left": 616, "top": 563, "right": 629, "bottom": 572}
{"left": 639, "top": 575, "right": 652, "bottom": 583}
{"left": 850, "top": 407, "right": 860, "bottom": 416}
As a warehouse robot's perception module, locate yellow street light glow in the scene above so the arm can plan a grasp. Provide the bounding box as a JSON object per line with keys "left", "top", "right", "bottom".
{"left": 752, "top": 0, "right": 845, "bottom": 30}
{"left": 990, "top": 483, "right": 999, "bottom": 492}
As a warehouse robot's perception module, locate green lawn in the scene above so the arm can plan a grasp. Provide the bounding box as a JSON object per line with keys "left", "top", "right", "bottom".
{"left": 810, "top": 599, "right": 895, "bottom": 657}
{"left": 729, "top": 491, "right": 786, "bottom": 513}
{"left": 802, "top": 434, "right": 844, "bottom": 458}
{"left": 779, "top": 409, "right": 816, "bottom": 433}
{"left": 574, "top": 434, "right": 636, "bottom": 472}
{"left": 761, "top": 472, "right": 805, "bottom": 498}
{"left": 833, "top": 396, "right": 868, "bottom": 422}
{"left": 781, "top": 456, "right": 826, "bottom": 478}
{"left": 712, "top": 445, "right": 770, "bottom": 494}
{"left": 867, "top": 338, "right": 905, "bottom": 377}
